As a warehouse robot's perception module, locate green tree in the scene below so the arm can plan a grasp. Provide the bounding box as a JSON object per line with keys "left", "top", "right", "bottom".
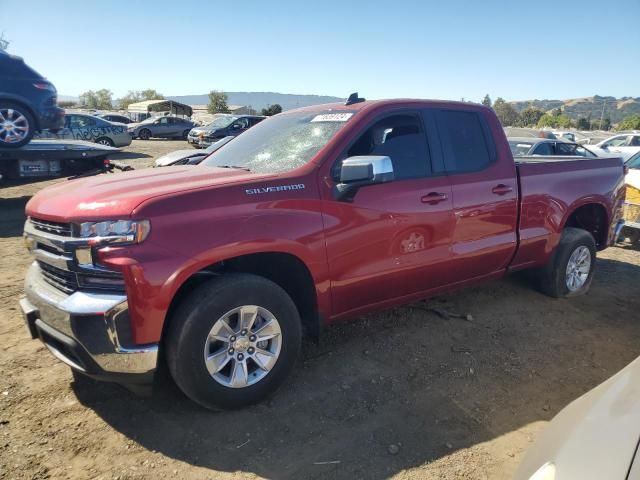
{"left": 261, "top": 104, "right": 283, "bottom": 116}
{"left": 492, "top": 97, "right": 518, "bottom": 126}
{"left": 481, "top": 94, "right": 492, "bottom": 107}
{"left": 78, "top": 89, "right": 113, "bottom": 109}
{"left": 618, "top": 114, "right": 640, "bottom": 130}
{"left": 517, "top": 107, "right": 545, "bottom": 127}
{"left": 601, "top": 117, "right": 611, "bottom": 131}
{"left": 537, "top": 113, "right": 557, "bottom": 128}
{"left": 556, "top": 114, "right": 572, "bottom": 128}
{"left": 0, "top": 32, "right": 9, "bottom": 51}
{"left": 207, "top": 90, "right": 230, "bottom": 114}
{"left": 117, "top": 89, "right": 165, "bottom": 110}
{"left": 576, "top": 117, "right": 590, "bottom": 130}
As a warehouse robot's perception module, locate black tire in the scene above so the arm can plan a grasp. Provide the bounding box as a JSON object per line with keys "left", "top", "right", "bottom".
{"left": 166, "top": 273, "right": 302, "bottom": 410}
{"left": 538, "top": 227, "right": 596, "bottom": 298}
{"left": 139, "top": 128, "right": 151, "bottom": 140}
{"left": 182, "top": 129, "right": 190, "bottom": 140}
{"left": 95, "top": 137, "right": 114, "bottom": 147}
{"left": 0, "top": 101, "right": 35, "bottom": 148}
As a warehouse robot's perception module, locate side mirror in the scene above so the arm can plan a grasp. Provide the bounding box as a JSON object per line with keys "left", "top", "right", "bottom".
{"left": 333, "top": 156, "right": 394, "bottom": 202}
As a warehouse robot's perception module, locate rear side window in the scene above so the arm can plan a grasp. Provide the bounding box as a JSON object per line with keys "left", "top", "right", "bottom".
{"left": 347, "top": 113, "right": 431, "bottom": 180}
{"left": 435, "top": 110, "right": 492, "bottom": 173}
{"left": 532, "top": 142, "right": 553, "bottom": 155}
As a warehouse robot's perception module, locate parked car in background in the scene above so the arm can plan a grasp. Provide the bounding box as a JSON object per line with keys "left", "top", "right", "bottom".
{"left": 34, "top": 113, "right": 132, "bottom": 147}
{"left": 154, "top": 136, "right": 234, "bottom": 167}
{"left": 128, "top": 116, "right": 196, "bottom": 140}
{"left": 508, "top": 137, "right": 598, "bottom": 157}
{"left": 0, "top": 51, "right": 64, "bottom": 148}
{"left": 515, "top": 355, "right": 640, "bottom": 480}
{"left": 552, "top": 131, "right": 576, "bottom": 142}
{"left": 589, "top": 133, "right": 640, "bottom": 161}
{"left": 20, "top": 98, "right": 625, "bottom": 410}
{"left": 187, "top": 114, "right": 265, "bottom": 148}
{"left": 95, "top": 113, "right": 133, "bottom": 124}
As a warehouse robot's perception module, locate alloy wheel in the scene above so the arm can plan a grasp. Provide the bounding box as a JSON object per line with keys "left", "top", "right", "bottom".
{"left": 0, "top": 108, "right": 30, "bottom": 144}
{"left": 203, "top": 305, "right": 282, "bottom": 388}
{"left": 565, "top": 245, "right": 591, "bottom": 291}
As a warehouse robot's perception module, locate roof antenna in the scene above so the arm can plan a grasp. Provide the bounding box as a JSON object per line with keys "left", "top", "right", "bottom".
{"left": 345, "top": 92, "right": 365, "bottom": 106}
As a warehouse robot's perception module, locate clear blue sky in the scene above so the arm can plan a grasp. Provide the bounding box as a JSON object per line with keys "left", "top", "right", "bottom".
{"left": 2, "top": 0, "right": 639, "bottom": 102}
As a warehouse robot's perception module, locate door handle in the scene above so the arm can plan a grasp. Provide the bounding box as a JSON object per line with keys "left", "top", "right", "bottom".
{"left": 491, "top": 184, "right": 513, "bottom": 195}
{"left": 421, "top": 192, "right": 448, "bottom": 204}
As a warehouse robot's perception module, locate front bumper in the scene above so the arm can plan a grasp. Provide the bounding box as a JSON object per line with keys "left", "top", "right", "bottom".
{"left": 21, "top": 262, "right": 158, "bottom": 384}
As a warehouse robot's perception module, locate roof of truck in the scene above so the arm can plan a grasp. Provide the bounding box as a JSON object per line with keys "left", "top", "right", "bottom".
{"left": 287, "top": 98, "right": 490, "bottom": 114}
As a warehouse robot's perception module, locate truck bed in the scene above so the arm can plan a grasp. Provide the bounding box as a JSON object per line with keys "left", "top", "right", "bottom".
{"left": 511, "top": 155, "right": 625, "bottom": 270}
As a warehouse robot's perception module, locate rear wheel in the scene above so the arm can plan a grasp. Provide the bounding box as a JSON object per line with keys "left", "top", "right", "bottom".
{"left": 538, "top": 227, "right": 596, "bottom": 298}
{"left": 0, "top": 102, "right": 35, "bottom": 148}
{"left": 139, "top": 128, "right": 151, "bottom": 140}
{"left": 95, "top": 137, "right": 114, "bottom": 147}
{"left": 166, "top": 273, "right": 302, "bottom": 410}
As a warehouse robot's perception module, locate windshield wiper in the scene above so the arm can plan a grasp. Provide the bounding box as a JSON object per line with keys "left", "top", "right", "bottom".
{"left": 216, "top": 165, "right": 251, "bottom": 171}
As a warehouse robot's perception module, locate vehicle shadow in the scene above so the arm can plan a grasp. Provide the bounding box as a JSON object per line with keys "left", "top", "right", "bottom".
{"left": 0, "top": 196, "right": 30, "bottom": 237}
{"left": 72, "top": 256, "right": 640, "bottom": 479}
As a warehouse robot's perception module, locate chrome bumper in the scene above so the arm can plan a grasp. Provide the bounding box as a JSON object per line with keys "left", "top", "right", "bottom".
{"left": 21, "top": 262, "right": 158, "bottom": 382}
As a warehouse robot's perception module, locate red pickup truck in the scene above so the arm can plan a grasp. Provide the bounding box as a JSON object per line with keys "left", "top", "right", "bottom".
{"left": 20, "top": 98, "right": 626, "bottom": 409}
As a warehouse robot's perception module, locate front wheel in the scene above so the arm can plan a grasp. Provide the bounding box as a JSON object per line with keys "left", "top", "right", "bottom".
{"left": 0, "top": 102, "right": 35, "bottom": 148}
{"left": 166, "top": 274, "right": 302, "bottom": 410}
{"left": 538, "top": 227, "right": 596, "bottom": 298}
{"left": 138, "top": 128, "right": 151, "bottom": 140}
{"left": 182, "top": 129, "right": 190, "bottom": 140}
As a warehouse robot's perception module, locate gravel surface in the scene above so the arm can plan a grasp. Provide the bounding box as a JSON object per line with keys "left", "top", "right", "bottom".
{"left": 1, "top": 139, "right": 639, "bottom": 479}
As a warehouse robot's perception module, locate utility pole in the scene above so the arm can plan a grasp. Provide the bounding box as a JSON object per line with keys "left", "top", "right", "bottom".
{"left": 599, "top": 99, "right": 606, "bottom": 130}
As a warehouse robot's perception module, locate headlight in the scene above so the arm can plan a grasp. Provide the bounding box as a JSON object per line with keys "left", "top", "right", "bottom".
{"left": 529, "top": 462, "right": 556, "bottom": 480}
{"left": 78, "top": 219, "right": 151, "bottom": 245}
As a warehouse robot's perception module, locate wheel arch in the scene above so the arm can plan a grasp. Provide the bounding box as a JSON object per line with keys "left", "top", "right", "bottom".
{"left": 561, "top": 200, "right": 609, "bottom": 250}
{"left": 0, "top": 95, "right": 40, "bottom": 130}
{"left": 162, "top": 251, "right": 322, "bottom": 348}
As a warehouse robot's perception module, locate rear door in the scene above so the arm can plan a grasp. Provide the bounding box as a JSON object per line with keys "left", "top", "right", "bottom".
{"left": 430, "top": 108, "right": 518, "bottom": 281}
{"left": 324, "top": 111, "right": 455, "bottom": 315}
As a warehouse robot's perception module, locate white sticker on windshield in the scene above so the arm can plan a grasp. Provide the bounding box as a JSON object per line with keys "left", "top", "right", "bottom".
{"left": 311, "top": 113, "right": 354, "bottom": 123}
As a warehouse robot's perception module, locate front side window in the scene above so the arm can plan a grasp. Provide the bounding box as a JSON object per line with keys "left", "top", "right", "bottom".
{"left": 555, "top": 142, "right": 578, "bottom": 156}
{"left": 436, "top": 110, "right": 492, "bottom": 173}
{"left": 627, "top": 153, "right": 640, "bottom": 169}
{"left": 603, "top": 136, "right": 627, "bottom": 147}
{"left": 202, "top": 110, "right": 354, "bottom": 174}
{"left": 346, "top": 114, "right": 430, "bottom": 180}
{"left": 574, "top": 145, "right": 597, "bottom": 158}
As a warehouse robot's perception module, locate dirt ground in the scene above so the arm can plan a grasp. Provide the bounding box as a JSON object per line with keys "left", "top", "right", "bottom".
{"left": 1, "top": 140, "right": 639, "bottom": 479}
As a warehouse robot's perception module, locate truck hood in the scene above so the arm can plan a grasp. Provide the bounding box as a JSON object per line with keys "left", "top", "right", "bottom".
{"left": 26, "top": 166, "right": 255, "bottom": 221}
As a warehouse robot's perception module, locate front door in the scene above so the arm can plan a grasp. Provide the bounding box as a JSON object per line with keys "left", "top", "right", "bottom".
{"left": 322, "top": 111, "right": 455, "bottom": 317}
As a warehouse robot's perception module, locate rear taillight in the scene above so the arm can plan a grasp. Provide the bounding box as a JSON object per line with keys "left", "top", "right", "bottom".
{"left": 33, "top": 82, "right": 55, "bottom": 91}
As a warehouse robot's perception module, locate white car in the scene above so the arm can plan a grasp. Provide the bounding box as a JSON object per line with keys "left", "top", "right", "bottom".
{"left": 589, "top": 133, "right": 640, "bottom": 161}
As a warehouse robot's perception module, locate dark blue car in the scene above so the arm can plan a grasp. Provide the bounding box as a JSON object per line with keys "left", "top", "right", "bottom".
{"left": 0, "top": 51, "right": 64, "bottom": 148}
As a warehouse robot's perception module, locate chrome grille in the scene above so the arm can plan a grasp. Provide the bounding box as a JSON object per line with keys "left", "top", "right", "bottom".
{"left": 31, "top": 218, "right": 72, "bottom": 237}
{"left": 37, "top": 261, "right": 78, "bottom": 294}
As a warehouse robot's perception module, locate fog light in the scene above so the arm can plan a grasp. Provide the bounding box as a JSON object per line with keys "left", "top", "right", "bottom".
{"left": 75, "top": 248, "right": 93, "bottom": 265}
